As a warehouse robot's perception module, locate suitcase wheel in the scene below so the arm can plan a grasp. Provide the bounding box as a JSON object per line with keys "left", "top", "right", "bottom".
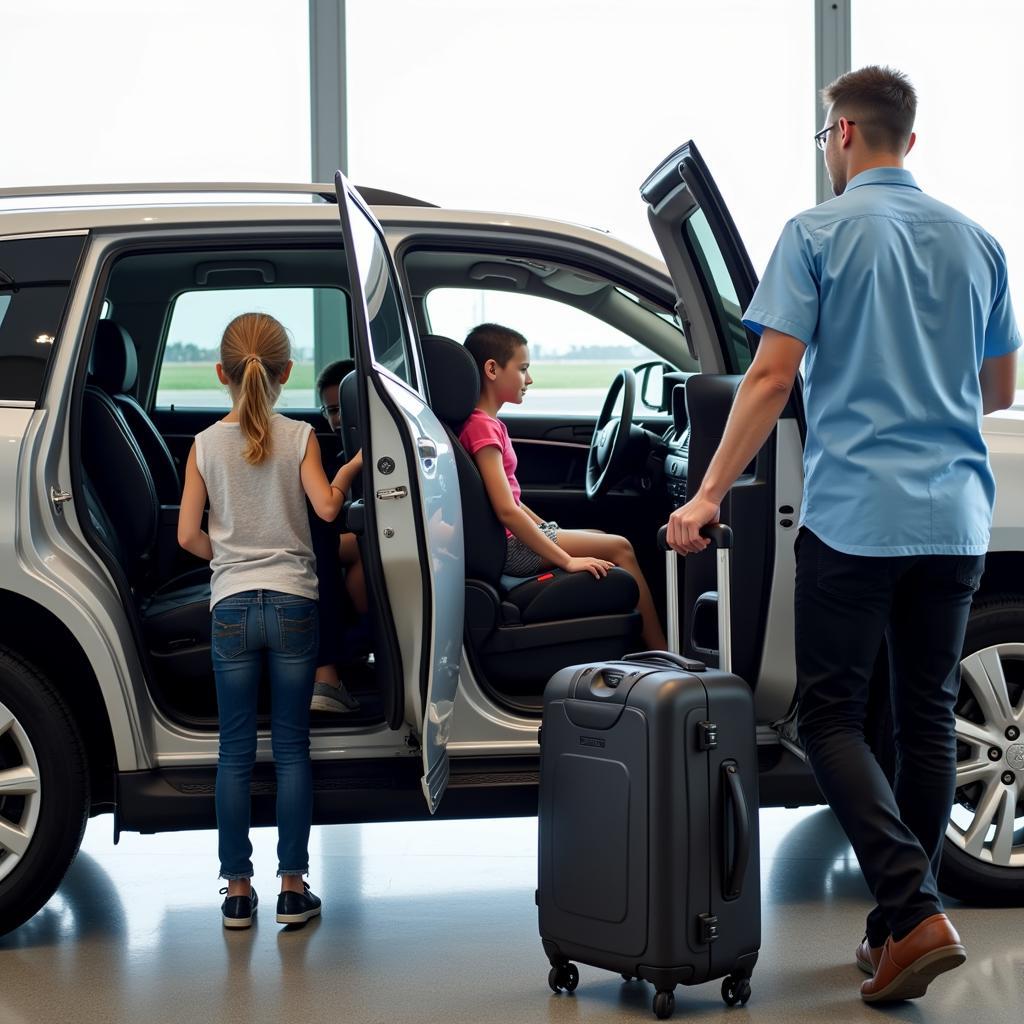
{"left": 722, "top": 975, "right": 752, "bottom": 1007}
{"left": 653, "top": 990, "right": 675, "bottom": 1020}
{"left": 548, "top": 962, "right": 579, "bottom": 994}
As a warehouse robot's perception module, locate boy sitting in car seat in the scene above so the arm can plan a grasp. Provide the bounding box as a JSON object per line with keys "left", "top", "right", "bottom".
{"left": 459, "top": 323, "right": 666, "bottom": 649}
{"left": 309, "top": 359, "right": 370, "bottom": 713}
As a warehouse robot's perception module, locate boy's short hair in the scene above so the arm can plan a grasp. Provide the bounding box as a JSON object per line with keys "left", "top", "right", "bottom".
{"left": 821, "top": 65, "right": 917, "bottom": 153}
{"left": 463, "top": 323, "right": 528, "bottom": 379}
{"left": 316, "top": 358, "right": 355, "bottom": 398}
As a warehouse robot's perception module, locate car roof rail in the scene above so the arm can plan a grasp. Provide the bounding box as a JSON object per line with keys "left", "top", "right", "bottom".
{"left": 0, "top": 182, "right": 437, "bottom": 208}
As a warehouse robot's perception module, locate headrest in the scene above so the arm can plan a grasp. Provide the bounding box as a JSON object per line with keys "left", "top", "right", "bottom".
{"left": 89, "top": 320, "right": 138, "bottom": 393}
{"left": 339, "top": 369, "right": 361, "bottom": 463}
{"left": 421, "top": 334, "right": 479, "bottom": 426}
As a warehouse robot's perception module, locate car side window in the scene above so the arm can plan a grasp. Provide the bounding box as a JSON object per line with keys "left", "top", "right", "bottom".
{"left": 424, "top": 287, "right": 655, "bottom": 417}
{"left": 345, "top": 201, "right": 415, "bottom": 386}
{"left": 0, "top": 235, "right": 86, "bottom": 404}
{"left": 154, "top": 286, "right": 351, "bottom": 410}
{"left": 684, "top": 208, "right": 753, "bottom": 373}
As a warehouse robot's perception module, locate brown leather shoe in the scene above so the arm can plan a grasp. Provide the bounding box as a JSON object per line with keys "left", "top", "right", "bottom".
{"left": 855, "top": 936, "right": 884, "bottom": 975}
{"left": 860, "top": 913, "right": 966, "bottom": 1003}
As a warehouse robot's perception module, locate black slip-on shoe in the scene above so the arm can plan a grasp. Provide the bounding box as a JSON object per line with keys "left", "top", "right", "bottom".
{"left": 221, "top": 886, "right": 258, "bottom": 929}
{"left": 276, "top": 883, "right": 322, "bottom": 925}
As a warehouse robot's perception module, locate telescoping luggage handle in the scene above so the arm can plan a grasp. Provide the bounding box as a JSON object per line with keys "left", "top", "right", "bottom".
{"left": 656, "top": 522, "right": 733, "bottom": 673}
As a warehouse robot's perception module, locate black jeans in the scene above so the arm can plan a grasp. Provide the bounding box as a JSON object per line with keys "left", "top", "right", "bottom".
{"left": 794, "top": 529, "right": 984, "bottom": 945}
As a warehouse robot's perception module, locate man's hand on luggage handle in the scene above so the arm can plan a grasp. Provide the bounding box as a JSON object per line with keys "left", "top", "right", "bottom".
{"left": 666, "top": 495, "right": 721, "bottom": 555}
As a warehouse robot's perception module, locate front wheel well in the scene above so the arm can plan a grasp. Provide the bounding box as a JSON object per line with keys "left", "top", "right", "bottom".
{"left": 978, "top": 551, "right": 1024, "bottom": 604}
{"left": 0, "top": 590, "right": 117, "bottom": 812}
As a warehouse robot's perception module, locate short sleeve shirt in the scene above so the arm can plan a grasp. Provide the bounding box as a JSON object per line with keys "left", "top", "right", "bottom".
{"left": 742, "top": 167, "right": 1022, "bottom": 556}
{"left": 459, "top": 409, "right": 521, "bottom": 538}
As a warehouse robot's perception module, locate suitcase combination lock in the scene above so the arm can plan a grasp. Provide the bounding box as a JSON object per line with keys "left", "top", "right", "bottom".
{"left": 698, "top": 912, "right": 720, "bottom": 944}
{"left": 698, "top": 720, "right": 719, "bottom": 751}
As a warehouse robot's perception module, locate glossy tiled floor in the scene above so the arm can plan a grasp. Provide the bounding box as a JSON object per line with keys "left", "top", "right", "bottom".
{"left": 1, "top": 808, "right": 1021, "bottom": 1024}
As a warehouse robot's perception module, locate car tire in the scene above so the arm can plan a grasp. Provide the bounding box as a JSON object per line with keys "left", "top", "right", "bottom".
{"left": 0, "top": 646, "right": 89, "bottom": 937}
{"left": 939, "top": 596, "right": 1024, "bottom": 906}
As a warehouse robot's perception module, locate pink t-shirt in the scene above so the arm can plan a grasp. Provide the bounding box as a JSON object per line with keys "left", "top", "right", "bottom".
{"left": 459, "top": 409, "right": 521, "bottom": 538}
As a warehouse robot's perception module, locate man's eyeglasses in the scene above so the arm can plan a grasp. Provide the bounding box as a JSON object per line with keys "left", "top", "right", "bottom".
{"left": 814, "top": 120, "right": 856, "bottom": 151}
{"left": 319, "top": 404, "right": 340, "bottom": 419}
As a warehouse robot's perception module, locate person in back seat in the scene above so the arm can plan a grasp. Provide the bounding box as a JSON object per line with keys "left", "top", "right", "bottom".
{"left": 459, "top": 323, "right": 667, "bottom": 650}
{"left": 308, "top": 359, "right": 369, "bottom": 714}
{"left": 177, "top": 312, "right": 362, "bottom": 929}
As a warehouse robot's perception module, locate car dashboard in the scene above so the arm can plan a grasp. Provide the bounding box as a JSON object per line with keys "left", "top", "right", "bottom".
{"left": 662, "top": 372, "right": 693, "bottom": 509}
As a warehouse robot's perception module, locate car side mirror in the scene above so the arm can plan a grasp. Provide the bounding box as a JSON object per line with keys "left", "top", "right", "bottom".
{"left": 636, "top": 361, "right": 668, "bottom": 412}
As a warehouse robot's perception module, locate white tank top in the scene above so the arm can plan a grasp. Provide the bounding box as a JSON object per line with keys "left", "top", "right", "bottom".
{"left": 195, "top": 414, "right": 318, "bottom": 609}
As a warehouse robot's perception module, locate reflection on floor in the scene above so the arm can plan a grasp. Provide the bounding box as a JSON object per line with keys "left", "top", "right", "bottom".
{"left": 2, "top": 808, "right": 1021, "bottom": 1024}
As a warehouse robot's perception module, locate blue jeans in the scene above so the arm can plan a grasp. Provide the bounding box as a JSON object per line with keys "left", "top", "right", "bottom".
{"left": 211, "top": 590, "right": 319, "bottom": 880}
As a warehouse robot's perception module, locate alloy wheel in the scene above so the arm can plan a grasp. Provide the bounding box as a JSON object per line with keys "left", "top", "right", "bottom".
{"left": 949, "top": 644, "right": 1024, "bottom": 868}
{"left": 0, "top": 700, "right": 42, "bottom": 885}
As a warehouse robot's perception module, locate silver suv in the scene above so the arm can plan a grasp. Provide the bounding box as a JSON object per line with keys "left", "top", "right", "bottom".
{"left": 1, "top": 146, "right": 1022, "bottom": 936}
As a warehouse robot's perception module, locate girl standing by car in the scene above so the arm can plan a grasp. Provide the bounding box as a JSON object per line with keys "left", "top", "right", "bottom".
{"left": 177, "top": 312, "right": 362, "bottom": 928}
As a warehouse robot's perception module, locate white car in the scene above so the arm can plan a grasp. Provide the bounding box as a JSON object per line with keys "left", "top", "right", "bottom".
{"left": 0, "top": 143, "right": 1021, "bottom": 937}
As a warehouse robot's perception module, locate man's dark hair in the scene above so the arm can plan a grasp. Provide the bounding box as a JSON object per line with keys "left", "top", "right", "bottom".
{"left": 463, "top": 323, "right": 528, "bottom": 379}
{"left": 822, "top": 65, "right": 917, "bottom": 153}
{"left": 316, "top": 358, "right": 355, "bottom": 398}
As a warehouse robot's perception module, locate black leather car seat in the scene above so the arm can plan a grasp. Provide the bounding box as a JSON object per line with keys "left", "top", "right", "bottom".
{"left": 82, "top": 325, "right": 212, "bottom": 709}
{"left": 420, "top": 334, "right": 642, "bottom": 692}
{"left": 90, "top": 320, "right": 181, "bottom": 504}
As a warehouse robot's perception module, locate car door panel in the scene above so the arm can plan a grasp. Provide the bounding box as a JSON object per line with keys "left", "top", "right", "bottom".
{"left": 505, "top": 411, "right": 671, "bottom": 624}
{"left": 335, "top": 172, "right": 463, "bottom": 813}
{"left": 641, "top": 140, "right": 802, "bottom": 695}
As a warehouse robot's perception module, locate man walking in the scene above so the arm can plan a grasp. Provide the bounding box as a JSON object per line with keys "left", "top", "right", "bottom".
{"left": 666, "top": 65, "right": 1020, "bottom": 1001}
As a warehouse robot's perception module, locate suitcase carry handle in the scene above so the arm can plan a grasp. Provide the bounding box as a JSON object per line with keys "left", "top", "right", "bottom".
{"left": 621, "top": 650, "right": 706, "bottom": 673}
{"left": 722, "top": 762, "right": 751, "bottom": 900}
{"left": 657, "top": 523, "right": 733, "bottom": 672}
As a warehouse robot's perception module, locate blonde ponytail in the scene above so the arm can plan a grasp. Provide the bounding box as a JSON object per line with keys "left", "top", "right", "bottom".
{"left": 220, "top": 313, "right": 291, "bottom": 465}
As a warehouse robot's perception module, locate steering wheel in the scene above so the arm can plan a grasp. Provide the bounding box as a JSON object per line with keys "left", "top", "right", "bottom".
{"left": 586, "top": 368, "right": 636, "bottom": 499}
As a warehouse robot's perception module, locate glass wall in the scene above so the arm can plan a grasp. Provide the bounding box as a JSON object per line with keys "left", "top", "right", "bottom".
{"left": 0, "top": 1, "right": 310, "bottom": 186}
{"left": 347, "top": 0, "right": 815, "bottom": 275}
{"left": 853, "top": 0, "right": 1024, "bottom": 395}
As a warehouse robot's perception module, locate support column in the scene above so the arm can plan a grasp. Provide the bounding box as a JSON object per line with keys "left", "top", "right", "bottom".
{"left": 309, "top": 0, "right": 348, "bottom": 370}
{"left": 310, "top": 0, "right": 347, "bottom": 182}
{"left": 815, "top": 0, "right": 851, "bottom": 204}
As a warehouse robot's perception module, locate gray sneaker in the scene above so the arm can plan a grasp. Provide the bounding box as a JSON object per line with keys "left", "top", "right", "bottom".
{"left": 310, "top": 681, "right": 361, "bottom": 713}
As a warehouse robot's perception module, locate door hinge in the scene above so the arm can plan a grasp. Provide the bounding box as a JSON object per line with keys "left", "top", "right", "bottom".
{"left": 697, "top": 720, "right": 719, "bottom": 751}
{"left": 376, "top": 485, "right": 408, "bottom": 501}
{"left": 698, "top": 912, "right": 719, "bottom": 944}
{"left": 50, "top": 486, "right": 73, "bottom": 514}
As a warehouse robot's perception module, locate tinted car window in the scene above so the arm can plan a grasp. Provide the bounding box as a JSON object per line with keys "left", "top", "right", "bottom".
{"left": 346, "top": 202, "right": 413, "bottom": 385}
{"left": 0, "top": 235, "right": 86, "bottom": 403}
{"left": 684, "top": 209, "right": 753, "bottom": 373}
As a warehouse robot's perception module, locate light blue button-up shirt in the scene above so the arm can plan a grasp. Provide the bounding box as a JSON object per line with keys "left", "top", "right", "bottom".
{"left": 742, "top": 167, "right": 1021, "bottom": 556}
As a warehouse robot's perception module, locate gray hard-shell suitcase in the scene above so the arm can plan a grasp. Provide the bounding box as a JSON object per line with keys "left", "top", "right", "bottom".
{"left": 537, "top": 525, "right": 760, "bottom": 1020}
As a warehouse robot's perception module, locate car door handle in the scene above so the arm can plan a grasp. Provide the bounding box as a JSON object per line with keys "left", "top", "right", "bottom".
{"left": 417, "top": 438, "right": 437, "bottom": 461}
{"left": 376, "top": 486, "right": 408, "bottom": 501}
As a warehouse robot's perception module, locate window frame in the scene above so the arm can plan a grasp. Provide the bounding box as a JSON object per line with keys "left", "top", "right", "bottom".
{"left": 400, "top": 235, "right": 694, "bottom": 421}
{"left": 80, "top": 235, "right": 357, "bottom": 415}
